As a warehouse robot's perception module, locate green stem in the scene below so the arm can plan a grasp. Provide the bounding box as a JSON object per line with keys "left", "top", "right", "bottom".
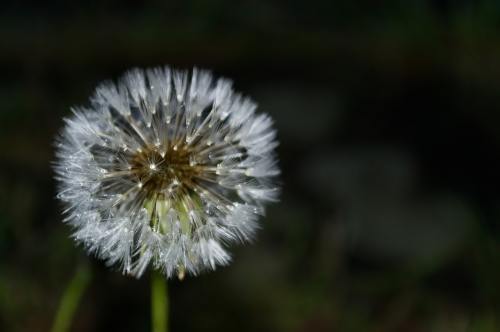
{"left": 51, "top": 264, "right": 91, "bottom": 332}
{"left": 151, "top": 271, "right": 169, "bottom": 332}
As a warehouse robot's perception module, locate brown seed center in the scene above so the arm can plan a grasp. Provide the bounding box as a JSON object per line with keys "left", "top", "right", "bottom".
{"left": 130, "top": 144, "right": 199, "bottom": 199}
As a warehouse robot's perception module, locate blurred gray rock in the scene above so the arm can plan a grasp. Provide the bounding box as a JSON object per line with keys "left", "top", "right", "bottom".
{"left": 304, "top": 147, "right": 473, "bottom": 264}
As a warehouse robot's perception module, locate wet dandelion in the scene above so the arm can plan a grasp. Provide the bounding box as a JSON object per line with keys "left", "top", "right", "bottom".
{"left": 54, "top": 66, "right": 280, "bottom": 279}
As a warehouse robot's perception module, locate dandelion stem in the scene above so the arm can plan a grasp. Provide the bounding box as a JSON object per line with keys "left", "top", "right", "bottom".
{"left": 151, "top": 271, "right": 169, "bottom": 332}
{"left": 51, "top": 263, "right": 91, "bottom": 332}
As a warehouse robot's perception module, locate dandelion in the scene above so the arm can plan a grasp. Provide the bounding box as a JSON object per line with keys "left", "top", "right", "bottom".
{"left": 54, "top": 66, "right": 279, "bottom": 279}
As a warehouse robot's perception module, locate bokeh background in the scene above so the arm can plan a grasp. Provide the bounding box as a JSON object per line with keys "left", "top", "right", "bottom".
{"left": 1, "top": 1, "right": 500, "bottom": 331}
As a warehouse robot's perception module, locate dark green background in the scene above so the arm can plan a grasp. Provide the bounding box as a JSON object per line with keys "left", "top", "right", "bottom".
{"left": 1, "top": 1, "right": 499, "bottom": 331}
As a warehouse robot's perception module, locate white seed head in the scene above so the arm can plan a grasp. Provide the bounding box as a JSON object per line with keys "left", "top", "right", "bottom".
{"left": 54, "top": 66, "right": 280, "bottom": 279}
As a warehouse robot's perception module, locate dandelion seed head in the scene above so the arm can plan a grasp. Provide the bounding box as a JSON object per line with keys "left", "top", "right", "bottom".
{"left": 54, "top": 66, "right": 280, "bottom": 279}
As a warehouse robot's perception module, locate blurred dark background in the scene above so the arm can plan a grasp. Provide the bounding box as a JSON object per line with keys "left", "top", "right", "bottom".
{"left": 1, "top": 1, "right": 500, "bottom": 331}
